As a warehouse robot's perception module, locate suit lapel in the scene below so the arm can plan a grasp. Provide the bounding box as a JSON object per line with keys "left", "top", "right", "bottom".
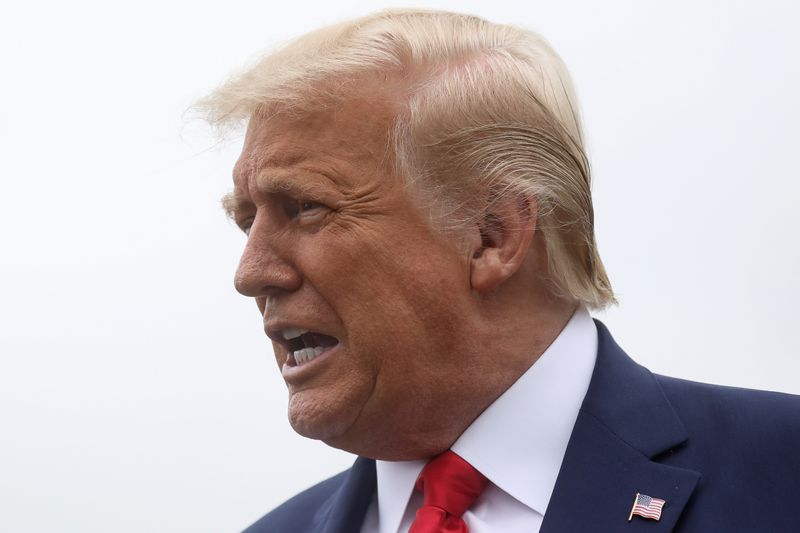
{"left": 314, "top": 456, "right": 376, "bottom": 533}
{"left": 541, "top": 321, "right": 701, "bottom": 532}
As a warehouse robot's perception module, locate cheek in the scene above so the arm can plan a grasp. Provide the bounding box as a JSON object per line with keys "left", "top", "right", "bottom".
{"left": 298, "top": 219, "right": 469, "bottom": 352}
{"left": 351, "top": 254, "right": 470, "bottom": 373}
{"left": 285, "top": 241, "right": 471, "bottom": 443}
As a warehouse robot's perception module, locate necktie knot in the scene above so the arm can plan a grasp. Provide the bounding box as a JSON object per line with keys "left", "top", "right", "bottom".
{"left": 409, "top": 451, "right": 489, "bottom": 533}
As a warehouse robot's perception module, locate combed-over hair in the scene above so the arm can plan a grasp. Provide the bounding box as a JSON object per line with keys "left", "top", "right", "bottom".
{"left": 197, "top": 8, "right": 616, "bottom": 309}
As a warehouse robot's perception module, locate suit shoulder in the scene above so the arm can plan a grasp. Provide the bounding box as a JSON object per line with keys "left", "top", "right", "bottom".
{"left": 655, "top": 373, "right": 800, "bottom": 414}
{"left": 655, "top": 374, "right": 800, "bottom": 453}
{"left": 243, "top": 469, "right": 349, "bottom": 533}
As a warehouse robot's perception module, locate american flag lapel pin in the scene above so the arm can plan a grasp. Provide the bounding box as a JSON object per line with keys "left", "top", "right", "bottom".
{"left": 628, "top": 492, "right": 666, "bottom": 522}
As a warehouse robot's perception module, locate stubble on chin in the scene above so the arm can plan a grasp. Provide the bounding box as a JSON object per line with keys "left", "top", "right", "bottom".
{"left": 285, "top": 385, "right": 366, "bottom": 443}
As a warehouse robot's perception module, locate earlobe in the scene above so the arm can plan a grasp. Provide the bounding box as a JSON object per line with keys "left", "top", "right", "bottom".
{"left": 469, "top": 195, "right": 537, "bottom": 293}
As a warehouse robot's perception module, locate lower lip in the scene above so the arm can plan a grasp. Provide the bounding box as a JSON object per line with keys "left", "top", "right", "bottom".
{"left": 281, "top": 342, "right": 341, "bottom": 381}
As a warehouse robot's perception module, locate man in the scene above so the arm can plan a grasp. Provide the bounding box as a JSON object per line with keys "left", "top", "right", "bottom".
{"left": 199, "top": 9, "right": 800, "bottom": 532}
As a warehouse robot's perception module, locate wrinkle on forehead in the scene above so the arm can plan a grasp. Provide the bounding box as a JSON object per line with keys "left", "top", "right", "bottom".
{"left": 236, "top": 93, "right": 399, "bottom": 180}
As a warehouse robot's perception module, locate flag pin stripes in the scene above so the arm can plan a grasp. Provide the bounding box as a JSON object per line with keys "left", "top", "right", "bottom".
{"left": 628, "top": 492, "right": 666, "bottom": 522}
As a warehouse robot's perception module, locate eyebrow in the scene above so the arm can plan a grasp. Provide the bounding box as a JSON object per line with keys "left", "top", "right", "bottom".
{"left": 221, "top": 191, "right": 243, "bottom": 221}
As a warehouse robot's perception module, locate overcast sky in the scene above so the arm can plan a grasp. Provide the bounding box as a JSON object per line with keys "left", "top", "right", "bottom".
{"left": 1, "top": 1, "right": 798, "bottom": 532}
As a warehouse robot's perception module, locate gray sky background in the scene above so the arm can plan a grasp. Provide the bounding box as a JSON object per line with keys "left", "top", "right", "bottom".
{"left": 1, "top": 1, "right": 798, "bottom": 531}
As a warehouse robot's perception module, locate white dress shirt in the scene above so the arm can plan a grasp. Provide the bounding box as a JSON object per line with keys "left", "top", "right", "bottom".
{"left": 360, "top": 307, "right": 598, "bottom": 533}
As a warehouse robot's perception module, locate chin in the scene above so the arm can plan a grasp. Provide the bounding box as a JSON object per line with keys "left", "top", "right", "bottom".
{"left": 287, "top": 393, "right": 361, "bottom": 442}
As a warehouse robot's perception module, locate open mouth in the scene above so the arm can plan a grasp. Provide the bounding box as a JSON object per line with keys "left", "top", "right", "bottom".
{"left": 281, "top": 327, "right": 339, "bottom": 366}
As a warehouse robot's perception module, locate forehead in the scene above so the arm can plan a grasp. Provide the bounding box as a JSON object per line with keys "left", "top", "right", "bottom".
{"left": 232, "top": 96, "right": 399, "bottom": 193}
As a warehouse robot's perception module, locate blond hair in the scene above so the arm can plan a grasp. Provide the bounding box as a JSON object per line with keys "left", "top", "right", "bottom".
{"left": 197, "top": 8, "right": 616, "bottom": 309}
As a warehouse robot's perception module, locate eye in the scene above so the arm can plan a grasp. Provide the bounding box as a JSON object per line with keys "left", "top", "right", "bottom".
{"left": 284, "top": 198, "right": 328, "bottom": 220}
{"left": 300, "top": 200, "right": 323, "bottom": 212}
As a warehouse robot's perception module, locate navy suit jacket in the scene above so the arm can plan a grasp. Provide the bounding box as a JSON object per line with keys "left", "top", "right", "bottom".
{"left": 244, "top": 321, "right": 800, "bottom": 532}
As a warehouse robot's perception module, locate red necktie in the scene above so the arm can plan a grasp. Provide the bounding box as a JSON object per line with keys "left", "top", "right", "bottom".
{"left": 409, "top": 451, "right": 489, "bottom": 533}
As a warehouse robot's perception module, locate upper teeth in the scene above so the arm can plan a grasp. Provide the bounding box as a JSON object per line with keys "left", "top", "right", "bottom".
{"left": 282, "top": 327, "right": 308, "bottom": 340}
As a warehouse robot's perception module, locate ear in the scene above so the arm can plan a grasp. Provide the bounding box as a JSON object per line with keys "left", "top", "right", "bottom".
{"left": 469, "top": 194, "right": 537, "bottom": 293}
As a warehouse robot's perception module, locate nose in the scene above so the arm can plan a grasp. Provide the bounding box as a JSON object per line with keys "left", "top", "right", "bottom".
{"left": 234, "top": 227, "right": 302, "bottom": 298}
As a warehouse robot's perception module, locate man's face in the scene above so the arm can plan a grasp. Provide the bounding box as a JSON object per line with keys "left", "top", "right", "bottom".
{"left": 229, "top": 97, "right": 479, "bottom": 456}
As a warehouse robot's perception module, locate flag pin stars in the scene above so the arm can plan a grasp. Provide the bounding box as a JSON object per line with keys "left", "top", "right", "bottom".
{"left": 628, "top": 492, "right": 666, "bottom": 522}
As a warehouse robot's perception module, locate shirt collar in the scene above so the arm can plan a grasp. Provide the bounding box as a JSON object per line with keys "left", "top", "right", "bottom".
{"left": 374, "top": 306, "right": 598, "bottom": 533}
